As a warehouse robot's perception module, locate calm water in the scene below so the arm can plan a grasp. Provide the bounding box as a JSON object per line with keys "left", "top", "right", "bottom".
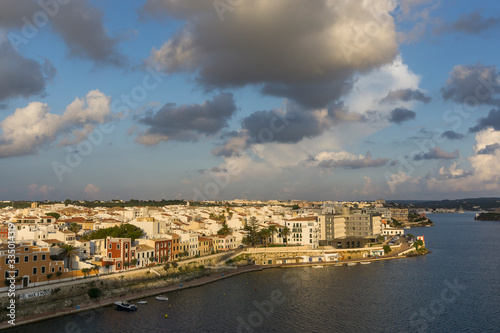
{"left": 8, "top": 213, "right": 500, "bottom": 332}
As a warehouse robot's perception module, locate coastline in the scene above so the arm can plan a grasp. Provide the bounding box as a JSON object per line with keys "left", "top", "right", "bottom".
{"left": 0, "top": 253, "right": 420, "bottom": 330}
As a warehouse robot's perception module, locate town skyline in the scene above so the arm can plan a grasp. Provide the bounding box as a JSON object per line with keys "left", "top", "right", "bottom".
{"left": 1, "top": 1, "right": 500, "bottom": 202}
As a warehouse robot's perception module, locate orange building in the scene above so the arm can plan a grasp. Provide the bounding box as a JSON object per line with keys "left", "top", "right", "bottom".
{"left": 0, "top": 241, "right": 65, "bottom": 288}
{"left": 102, "top": 237, "right": 134, "bottom": 271}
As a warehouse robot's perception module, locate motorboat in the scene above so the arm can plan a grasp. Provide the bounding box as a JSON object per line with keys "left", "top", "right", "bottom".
{"left": 334, "top": 263, "right": 343, "bottom": 267}
{"left": 155, "top": 296, "right": 168, "bottom": 301}
{"left": 360, "top": 261, "right": 371, "bottom": 265}
{"left": 114, "top": 301, "right": 137, "bottom": 311}
{"left": 347, "top": 262, "right": 357, "bottom": 266}
{"left": 137, "top": 301, "right": 148, "bottom": 304}
{"left": 312, "top": 265, "right": 324, "bottom": 268}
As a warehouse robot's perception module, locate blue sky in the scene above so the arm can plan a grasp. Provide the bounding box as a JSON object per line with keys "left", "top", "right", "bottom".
{"left": 1, "top": 0, "right": 500, "bottom": 202}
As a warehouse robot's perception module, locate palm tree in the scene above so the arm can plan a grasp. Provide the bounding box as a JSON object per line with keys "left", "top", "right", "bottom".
{"left": 58, "top": 244, "right": 79, "bottom": 270}
{"left": 69, "top": 223, "right": 80, "bottom": 233}
{"left": 281, "top": 227, "right": 291, "bottom": 246}
{"left": 217, "top": 225, "right": 232, "bottom": 236}
{"left": 268, "top": 225, "right": 277, "bottom": 245}
{"left": 259, "top": 229, "right": 271, "bottom": 247}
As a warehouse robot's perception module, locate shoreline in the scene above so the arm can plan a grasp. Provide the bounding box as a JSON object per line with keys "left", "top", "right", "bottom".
{"left": 0, "top": 253, "right": 417, "bottom": 330}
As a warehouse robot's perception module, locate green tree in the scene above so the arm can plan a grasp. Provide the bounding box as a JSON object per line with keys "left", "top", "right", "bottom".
{"left": 105, "top": 263, "right": 111, "bottom": 273}
{"left": 57, "top": 244, "right": 79, "bottom": 269}
{"left": 281, "top": 227, "right": 291, "bottom": 246}
{"left": 46, "top": 273, "right": 53, "bottom": 284}
{"left": 246, "top": 217, "right": 260, "bottom": 246}
{"left": 383, "top": 245, "right": 392, "bottom": 254}
{"left": 217, "top": 225, "right": 232, "bottom": 236}
{"left": 267, "top": 225, "right": 277, "bottom": 245}
{"left": 131, "top": 258, "right": 137, "bottom": 267}
{"left": 46, "top": 212, "right": 60, "bottom": 220}
{"left": 259, "top": 228, "right": 271, "bottom": 247}
{"left": 56, "top": 271, "right": 63, "bottom": 281}
{"left": 81, "top": 268, "right": 89, "bottom": 277}
{"left": 149, "top": 257, "right": 155, "bottom": 265}
{"left": 163, "top": 263, "right": 170, "bottom": 273}
{"left": 123, "top": 262, "right": 129, "bottom": 270}
{"left": 88, "top": 288, "right": 102, "bottom": 299}
{"left": 69, "top": 223, "right": 80, "bottom": 233}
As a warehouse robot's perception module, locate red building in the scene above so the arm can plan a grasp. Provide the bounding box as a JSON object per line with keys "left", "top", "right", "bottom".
{"left": 102, "top": 237, "right": 135, "bottom": 271}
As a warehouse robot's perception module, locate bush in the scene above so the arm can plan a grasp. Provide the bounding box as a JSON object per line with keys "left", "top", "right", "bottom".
{"left": 88, "top": 288, "right": 102, "bottom": 299}
{"left": 383, "top": 245, "right": 392, "bottom": 254}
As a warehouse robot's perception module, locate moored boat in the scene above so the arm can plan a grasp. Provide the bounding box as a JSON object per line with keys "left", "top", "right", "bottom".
{"left": 347, "top": 262, "right": 357, "bottom": 266}
{"left": 114, "top": 301, "right": 137, "bottom": 311}
{"left": 137, "top": 301, "right": 148, "bottom": 304}
{"left": 360, "top": 261, "right": 371, "bottom": 265}
{"left": 156, "top": 296, "right": 168, "bottom": 301}
{"left": 312, "top": 265, "right": 324, "bottom": 268}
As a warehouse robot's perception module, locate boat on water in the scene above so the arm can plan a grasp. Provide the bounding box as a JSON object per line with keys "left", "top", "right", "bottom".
{"left": 334, "top": 264, "right": 343, "bottom": 267}
{"left": 114, "top": 301, "right": 137, "bottom": 311}
{"left": 312, "top": 265, "right": 324, "bottom": 268}
{"left": 137, "top": 301, "right": 147, "bottom": 304}
{"left": 347, "top": 262, "right": 357, "bottom": 266}
{"left": 360, "top": 262, "right": 371, "bottom": 265}
{"left": 156, "top": 296, "right": 168, "bottom": 301}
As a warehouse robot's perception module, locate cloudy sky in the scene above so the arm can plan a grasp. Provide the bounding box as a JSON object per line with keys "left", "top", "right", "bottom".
{"left": 1, "top": 0, "right": 499, "bottom": 201}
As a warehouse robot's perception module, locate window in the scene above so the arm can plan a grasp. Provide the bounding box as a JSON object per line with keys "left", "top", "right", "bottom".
{"left": 59, "top": 266, "right": 62, "bottom": 272}
{"left": 51, "top": 267, "right": 55, "bottom": 273}
{"left": 125, "top": 253, "right": 128, "bottom": 258}
{"left": 125, "top": 244, "right": 128, "bottom": 249}
{"left": 33, "top": 267, "right": 37, "bottom": 275}
{"left": 117, "top": 244, "right": 120, "bottom": 250}
{"left": 109, "top": 244, "right": 112, "bottom": 249}
{"left": 41, "top": 254, "right": 46, "bottom": 261}
{"left": 41, "top": 266, "right": 46, "bottom": 274}
{"left": 25, "top": 247, "right": 29, "bottom": 252}
{"left": 33, "top": 255, "right": 38, "bottom": 262}
{"left": 24, "top": 256, "right": 28, "bottom": 263}
{"left": 117, "top": 263, "right": 121, "bottom": 268}
{"left": 108, "top": 253, "right": 112, "bottom": 258}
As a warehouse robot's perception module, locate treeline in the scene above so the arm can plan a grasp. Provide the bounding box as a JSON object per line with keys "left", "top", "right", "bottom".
{"left": 81, "top": 224, "right": 144, "bottom": 241}
{"left": 475, "top": 213, "right": 500, "bottom": 221}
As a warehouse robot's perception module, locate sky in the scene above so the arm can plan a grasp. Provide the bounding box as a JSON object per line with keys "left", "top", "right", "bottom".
{"left": 0, "top": 0, "right": 500, "bottom": 202}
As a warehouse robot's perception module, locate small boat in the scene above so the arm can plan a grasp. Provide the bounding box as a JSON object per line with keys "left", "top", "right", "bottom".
{"left": 360, "top": 261, "right": 371, "bottom": 265}
{"left": 155, "top": 296, "right": 168, "bottom": 301}
{"left": 347, "top": 262, "right": 357, "bottom": 266}
{"left": 137, "top": 301, "right": 148, "bottom": 304}
{"left": 114, "top": 301, "right": 137, "bottom": 311}
{"left": 312, "top": 265, "right": 323, "bottom": 268}
{"left": 334, "top": 263, "right": 343, "bottom": 267}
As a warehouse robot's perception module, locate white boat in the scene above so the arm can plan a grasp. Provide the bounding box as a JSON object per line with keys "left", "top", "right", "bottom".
{"left": 360, "top": 261, "right": 371, "bottom": 265}
{"left": 334, "top": 263, "right": 343, "bottom": 267}
{"left": 347, "top": 262, "right": 357, "bottom": 266}
{"left": 155, "top": 296, "right": 168, "bottom": 301}
{"left": 312, "top": 265, "right": 324, "bottom": 268}
{"left": 137, "top": 301, "right": 148, "bottom": 304}
{"left": 114, "top": 301, "right": 137, "bottom": 311}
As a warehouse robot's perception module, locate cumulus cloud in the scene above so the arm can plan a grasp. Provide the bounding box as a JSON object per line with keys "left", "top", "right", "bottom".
{"left": 381, "top": 88, "right": 431, "bottom": 103}
{"left": 387, "top": 171, "right": 421, "bottom": 193}
{"left": 312, "top": 151, "right": 388, "bottom": 169}
{"left": 145, "top": 0, "right": 398, "bottom": 108}
{"left": 477, "top": 143, "right": 500, "bottom": 155}
{"left": 435, "top": 11, "right": 500, "bottom": 35}
{"left": 27, "top": 183, "right": 54, "bottom": 199}
{"left": 441, "top": 63, "right": 500, "bottom": 106}
{"left": 0, "top": 42, "right": 48, "bottom": 102}
{"left": 84, "top": 184, "right": 100, "bottom": 196}
{"left": 0, "top": 1, "right": 125, "bottom": 66}
{"left": 469, "top": 108, "right": 500, "bottom": 132}
{"left": 427, "top": 128, "right": 500, "bottom": 192}
{"left": 441, "top": 130, "right": 465, "bottom": 140}
{"left": 388, "top": 107, "right": 416, "bottom": 124}
{"left": 136, "top": 93, "right": 237, "bottom": 145}
{"left": 0, "top": 90, "right": 111, "bottom": 157}
{"left": 412, "top": 147, "right": 459, "bottom": 161}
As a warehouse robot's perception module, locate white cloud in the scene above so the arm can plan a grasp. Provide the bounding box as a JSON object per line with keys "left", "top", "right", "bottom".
{"left": 387, "top": 171, "right": 421, "bottom": 193}
{"left": 0, "top": 90, "right": 111, "bottom": 157}
{"left": 27, "top": 183, "right": 54, "bottom": 199}
{"left": 426, "top": 128, "right": 500, "bottom": 192}
{"left": 84, "top": 184, "right": 100, "bottom": 196}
